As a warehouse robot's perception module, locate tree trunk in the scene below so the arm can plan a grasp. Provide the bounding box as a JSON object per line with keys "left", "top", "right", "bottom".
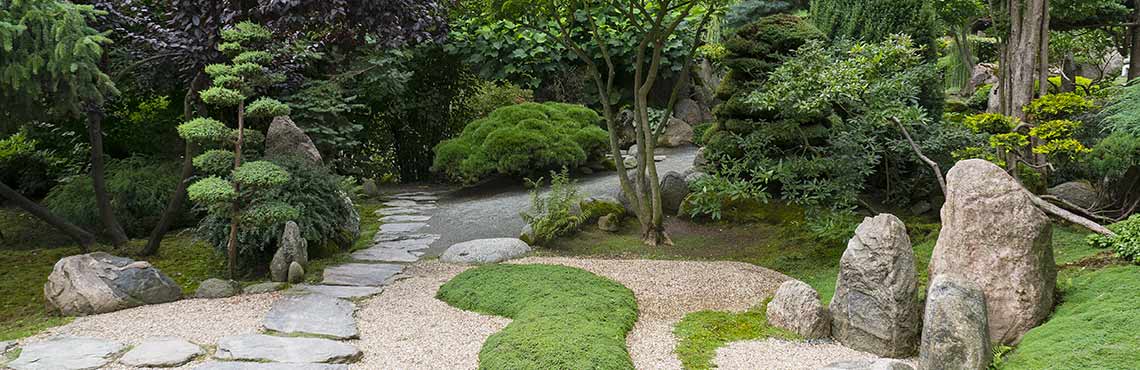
{"left": 141, "top": 71, "right": 209, "bottom": 256}
{"left": 86, "top": 104, "right": 129, "bottom": 247}
{"left": 995, "top": 0, "right": 1048, "bottom": 121}
{"left": 1130, "top": 4, "right": 1140, "bottom": 81}
{"left": 226, "top": 100, "right": 245, "bottom": 278}
{"left": 0, "top": 180, "right": 97, "bottom": 250}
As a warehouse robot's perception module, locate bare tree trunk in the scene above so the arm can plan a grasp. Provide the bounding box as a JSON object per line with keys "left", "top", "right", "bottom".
{"left": 1038, "top": 0, "right": 1050, "bottom": 97}
{"left": 955, "top": 28, "right": 978, "bottom": 97}
{"left": 142, "top": 72, "right": 210, "bottom": 256}
{"left": 86, "top": 104, "right": 129, "bottom": 247}
{"left": 0, "top": 180, "right": 96, "bottom": 250}
{"left": 996, "top": 0, "right": 1048, "bottom": 121}
{"left": 1130, "top": 4, "right": 1140, "bottom": 81}
{"left": 226, "top": 101, "right": 245, "bottom": 278}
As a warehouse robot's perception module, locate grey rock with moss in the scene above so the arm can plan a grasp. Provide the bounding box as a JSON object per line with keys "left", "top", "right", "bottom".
{"left": 7, "top": 336, "right": 125, "bottom": 370}
{"left": 598, "top": 213, "right": 621, "bottom": 232}
{"left": 118, "top": 337, "right": 203, "bottom": 367}
{"left": 271, "top": 221, "right": 308, "bottom": 283}
{"left": 920, "top": 275, "right": 990, "bottom": 370}
{"left": 196, "top": 278, "right": 242, "bottom": 299}
{"left": 830, "top": 214, "right": 921, "bottom": 358}
{"left": 45, "top": 252, "right": 181, "bottom": 316}
{"left": 288, "top": 261, "right": 305, "bottom": 284}
{"left": 441, "top": 238, "right": 531, "bottom": 264}
{"left": 767, "top": 280, "right": 830, "bottom": 339}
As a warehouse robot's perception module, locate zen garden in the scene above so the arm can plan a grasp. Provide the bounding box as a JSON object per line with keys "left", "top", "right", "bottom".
{"left": 3, "top": 0, "right": 1140, "bottom": 369}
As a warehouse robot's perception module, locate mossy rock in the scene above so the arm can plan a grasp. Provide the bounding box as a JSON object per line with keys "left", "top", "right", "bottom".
{"left": 581, "top": 197, "right": 626, "bottom": 223}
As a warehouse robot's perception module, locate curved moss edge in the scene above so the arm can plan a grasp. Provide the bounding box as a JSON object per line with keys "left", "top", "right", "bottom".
{"left": 436, "top": 264, "right": 638, "bottom": 370}
{"left": 673, "top": 301, "right": 797, "bottom": 370}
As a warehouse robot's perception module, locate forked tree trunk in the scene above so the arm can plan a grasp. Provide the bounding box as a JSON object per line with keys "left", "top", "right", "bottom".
{"left": 1130, "top": 5, "right": 1140, "bottom": 81}
{"left": 86, "top": 104, "right": 130, "bottom": 247}
{"left": 0, "top": 181, "right": 96, "bottom": 250}
{"left": 226, "top": 100, "right": 245, "bottom": 278}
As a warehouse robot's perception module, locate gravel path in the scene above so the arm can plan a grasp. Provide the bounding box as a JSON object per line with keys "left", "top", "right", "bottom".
{"left": 715, "top": 338, "right": 919, "bottom": 370}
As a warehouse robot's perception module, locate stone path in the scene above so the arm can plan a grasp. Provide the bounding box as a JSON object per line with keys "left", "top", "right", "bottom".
{"left": 3, "top": 192, "right": 442, "bottom": 369}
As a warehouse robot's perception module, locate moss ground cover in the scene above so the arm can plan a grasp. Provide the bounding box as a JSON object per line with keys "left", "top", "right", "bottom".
{"left": 673, "top": 304, "right": 796, "bottom": 370}
{"left": 436, "top": 264, "right": 638, "bottom": 370}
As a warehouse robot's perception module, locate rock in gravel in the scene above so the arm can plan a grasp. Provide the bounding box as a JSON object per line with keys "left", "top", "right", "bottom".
{"left": 195, "top": 363, "right": 349, "bottom": 370}
{"left": 288, "top": 261, "right": 306, "bottom": 283}
{"left": 264, "top": 294, "right": 358, "bottom": 339}
{"left": 44, "top": 252, "right": 182, "bottom": 316}
{"left": 818, "top": 358, "right": 915, "bottom": 370}
{"left": 271, "top": 221, "right": 309, "bottom": 283}
{"left": 930, "top": 159, "right": 1055, "bottom": 345}
{"left": 351, "top": 246, "right": 420, "bottom": 262}
{"left": 291, "top": 285, "right": 383, "bottom": 300}
{"left": 197, "top": 278, "right": 242, "bottom": 299}
{"left": 215, "top": 334, "right": 361, "bottom": 364}
{"left": 1047, "top": 181, "right": 1099, "bottom": 210}
{"left": 830, "top": 214, "right": 921, "bottom": 358}
{"left": 7, "top": 336, "right": 125, "bottom": 370}
{"left": 380, "top": 215, "right": 431, "bottom": 223}
{"left": 119, "top": 337, "right": 204, "bottom": 367}
{"left": 244, "top": 282, "right": 286, "bottom": 294}
{"left": 266, "top": 116, "right": 322, "bottom": 165}
{"left": 598, "top": 213, "right": 621, "bottom": 232}
{"left": 920, "top": 275, "right": 990, "bottom": 370}
{"left": 441, "top": 238, "right": 531, "bottom": 264}
{"left": 766, "top": 280, "right": 830, "bottom": 339}
{"left": 660, "top": 170, "right": 690, "bottom": 215}
{"left": 322, "top": 263, "right": 403, "bottom": 287}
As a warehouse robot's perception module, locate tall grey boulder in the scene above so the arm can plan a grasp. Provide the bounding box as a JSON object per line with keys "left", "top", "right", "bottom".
{"left": 930, "top": 159, "right": 1055, "bottom": 345}
{"left": 44, "top": 253, "right": 181, "bottom": 316}
{"left": 767, "top": 280, "right": 830, "bottom": 339}
{"left": 920, "top": 275, "right": 990, "bottom": 370}
{"left": 266, "top": 116, "right": 322, "bottom": 165}
{"left": 660, "top": 171, "right": 690, "bottom": 215}
{"left": 830, "top": 214, "right": 921, "bottom": 358}
{"left": 270, "top": 221, "right": 308, "bottom": 283}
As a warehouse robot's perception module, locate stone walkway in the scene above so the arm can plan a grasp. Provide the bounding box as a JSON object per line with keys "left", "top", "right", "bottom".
{"left": 2, "top": 192, "right": 442, "bottom": 370}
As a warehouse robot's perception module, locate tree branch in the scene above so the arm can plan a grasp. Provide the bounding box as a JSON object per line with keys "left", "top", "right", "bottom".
{"left": 890, "top": 117, "right": 946, "bottom": 196}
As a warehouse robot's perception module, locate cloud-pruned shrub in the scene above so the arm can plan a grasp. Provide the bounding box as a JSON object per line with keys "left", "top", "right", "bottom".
{"left": 432, "top": 102, "right": 608, "bottom": 184}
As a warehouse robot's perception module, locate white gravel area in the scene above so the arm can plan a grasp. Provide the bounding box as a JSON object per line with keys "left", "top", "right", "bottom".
{"left": 350, "top": 261, "right": 510, "bottom": 370}
{"left": 715, "top": 338, "right": 919, "bottom": 370}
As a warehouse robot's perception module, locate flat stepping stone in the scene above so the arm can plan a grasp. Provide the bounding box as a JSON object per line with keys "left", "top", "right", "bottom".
{"left": 351, "top": 246, "right": 420, "bottom": 262}
{"left": 1, "top": 340, "right": 14, "bottom": 353}
{"left": 196, "top": 363, "right": 348, "bottom": 370}
{"left": 7, "top": 336, "right": 125, "bottom": 370}
{"left": 119, "top": 337, "right": 203, "bottom": 367}
{"left": 383, "top": 199, "right": 431, "bottom": 207}
{"left": 441, "top": 238, "right": 532, "bottom": 264}
{"left": 390, "top": 195, "right": 440, "bottom": 202}
{"left": 214, "top": 334, "right": 361, "bottom": 364}
{"left": 291, "top": 284, "right": 383, "bottom": 299}
{"left": 374, "top": 233, "right": 439, "bottom": 243}
{"left": 380, "top": 222, "right": 428, "bottom": 234}
{"left": 263, "top": 294, "right": 358, "bottom": 339}
{"left": 375, "top": 207, "right": 421, "bottom": 216}
{"left": 374, "top": 239, "right": 434, "bottom": 251}
{"left": 380, "top": 214, "right": 431, "bottom": 223}
{"left": 322, "top": 263, "right": 403, "bottom": 287}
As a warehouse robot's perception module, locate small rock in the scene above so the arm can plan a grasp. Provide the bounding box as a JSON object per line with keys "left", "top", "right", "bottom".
{"left": 288, "top": 261, "right": 305, "bottom": 284}
{"left": 909, "top": 201, "right": 932, "bottom": 215}
{"left": 766, "top": 280, "right": 830, "bottom": 339}
{"left": 654, "top": 155, "right": 667, "bottom": 162}
{"left": 119, "top": 337, "right": 203, "bottom": 367}
{"left": 45, "top": 252, "right": 181, "bottom": 316}
{"left": 693, "top": 147, "right": 707, "bottom": 170}
{"left": 660, "top": 171, "right": 690, "bottom": 215}
{"left": 519, "top": 224, "right": 537, "bottom": 246}
{"left": 322, "top": 263, "right": 403, "bottom": 287}
{"left": 7, "top": 336, "right": 125, "bottom": 370}
{"left": 361, "top": 179, "right": 379, "bottom": 197}
{"left": 441, "top": 238, "right": 531, "bottom": 264}
{"left": 598, "top": 213, "right": 621, "bottom": 232}
{"left": 818, "top": 359, "right": 915, "bottom": 370}
{"left": 196, "top": 279, "right": 242, "bottom": 299}
{"left": 623, "top": 156, "right": 637, "bottom": 169}
{"left": 214, "top": 334, "right": 361, "bottom": 364}
{"left": 244, "top": 282, "right": 286, "bottom": 295}
{"left": 578, "top": 166, "right": 594, "bottom": 175}
{"left": 263, "top": 294, "right": 358, "bottom": 339}
{"left": 920, "top": 275, "right": 990, "bottom": 370}
{"left": 270, "top": 221, "right": 308, "bottom": 283}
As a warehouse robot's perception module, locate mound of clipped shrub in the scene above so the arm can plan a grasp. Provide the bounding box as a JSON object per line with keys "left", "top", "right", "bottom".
{"left": 44, "top": 157, "right": 192, "bottom": 237}
{"left": 432, "top": 102, "right": 608, "bottom": 184}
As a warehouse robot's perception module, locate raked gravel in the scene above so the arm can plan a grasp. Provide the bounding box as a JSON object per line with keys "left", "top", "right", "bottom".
{"left": 715, "top": 338, "right": 919, "bottom": 370}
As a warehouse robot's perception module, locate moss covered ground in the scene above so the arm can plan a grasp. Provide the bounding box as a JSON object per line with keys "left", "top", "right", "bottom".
{"left": 673, "top": 304, "right": 796, "bottom": 370}
{"left": 436, "top": 264, "right": 639, "bottom": 370}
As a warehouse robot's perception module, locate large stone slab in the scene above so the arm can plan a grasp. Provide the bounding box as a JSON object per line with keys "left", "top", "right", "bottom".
{"left": 930, "top": 159, "right": 1055, "bottom": 345}
{"left": 196, "top": 363, "right": 348, "bottom": 370}
{"left": 390, "top": 195, "right": 440, "bottom": 202}
{"left": 920, "top": 275, "right": 990, "bottom": 370}
{"left": 322, "top": 263, "right": 403, "bottom": 287}
{"left": 376, "top": 207, "right": 422, "bottom": 216}
{"left": 380, "top": 222, "right": 428, "bottom": 234}
{"left": 7, "top": 336, "right": 125, "bottom": 370}
{"left": 373, "top": 233, "right": 439, "bottom": 246}
{"left": 45, "top": 252, "right": 181, "bottom": 316}
{"left": 383, "top": 200, "right": 426, "bottom": 208}
{"left": 441, "top": 238, "right": 531, "bottom": 264}
{"left": 291, "top": 285, "right": 383, "bottom": 299}
{"left": 214, "top": 334, "right": 361, "bottom": 364}
{"left": 380, "top": 215, "right": 431, "bottom": 223}
{"left": 830, "top": 214, "right": 921, "bottom": 358}
{"left": 351, "top": 247, "right": 420, "bottom": 262}
{"left": 263, "top": 294, "right": 358, "bottom": 339}
{"left": 119, "top": 337, "right": 203, "bottom": 367}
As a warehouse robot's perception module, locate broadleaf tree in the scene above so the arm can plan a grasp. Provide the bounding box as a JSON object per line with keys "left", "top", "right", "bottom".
{"left": 470, "top": 0, "right": 726, "bottom": 246}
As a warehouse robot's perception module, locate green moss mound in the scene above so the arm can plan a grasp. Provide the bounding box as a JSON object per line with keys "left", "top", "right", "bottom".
{"left": 674, "top": 305, "right": 796, "bottom": 370}
{"left": 436, "top": 264, "right": 638, "bottom": 370}
{"left": 1002, "top": 265, "right": 1140, "bottom": 368}
{"left": 432, "top": 102, "right": 608, "bottom": 184}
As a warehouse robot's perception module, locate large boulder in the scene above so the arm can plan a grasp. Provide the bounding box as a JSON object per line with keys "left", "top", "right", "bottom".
{"left": 7, "top": 336, "right": 126, "bottom": 370}
{"left": 766, "top": 280, "right": 830, "bottom": 339}
{"left": 920, "top": 275, "right": 990, "bottom": 370}
{"left": 830, "top": 214, "right": 921, "bottom": 358}
{"left": 270, "top": 221, "right": 309, "bottom": 283}
{"left": 441, "top": 238, "right": 531, "bottom": 264}
{"left": 1046, "top": 181, "right": 1099, "bottom": 210}
{"left": 676, "top": 98, "right": 713, "bottom": 125}
{"left": 44, "top": 253, "right": 181, "bottom": 316}
{"left": 660, "top": 171, "right": 690, "bottom": 215}
{"left": 657, "top": 118, "right": 694, "bottom": 148}
{"left": 930, "top": 159, "right": 1055, "bottom": 345}
{"left": 266, "top": 116, "right": 323, "bottom": 165}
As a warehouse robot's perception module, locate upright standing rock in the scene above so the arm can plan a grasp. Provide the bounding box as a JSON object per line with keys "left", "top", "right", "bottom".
{"left": 830, "top": 214, "right": 921, "bottom": 358}
{"left": 660, "top": 171, "right": 690, "bottom": 215}
{"left": 270, "top": 221, "right": 308, "bottom": 283}
{"left": 265, "top": 116, "right": 322, "bottom": 165}
{"left": 930, "top": 159, "right": 1055, "bottom": 345}
{"left": 920, "top": 275, "right": 990, "bottom": 370}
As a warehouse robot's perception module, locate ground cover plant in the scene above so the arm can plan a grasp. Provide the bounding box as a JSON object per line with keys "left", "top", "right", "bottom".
{"left": 436, "top": 264, "right": 638, "bottom": 370}
{"left": 673, "top": 305, "right": 795, "bottom": 370}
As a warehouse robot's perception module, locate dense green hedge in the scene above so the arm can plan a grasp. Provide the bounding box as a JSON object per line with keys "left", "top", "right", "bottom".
{"left": 44, "top": 157, "right": 191, "bottom": 238}
{"left": 432, "top": 102, "right": 608, "bottom": 184}
{"left": 437, "top": 264, "right": 638, "bottom": 370}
